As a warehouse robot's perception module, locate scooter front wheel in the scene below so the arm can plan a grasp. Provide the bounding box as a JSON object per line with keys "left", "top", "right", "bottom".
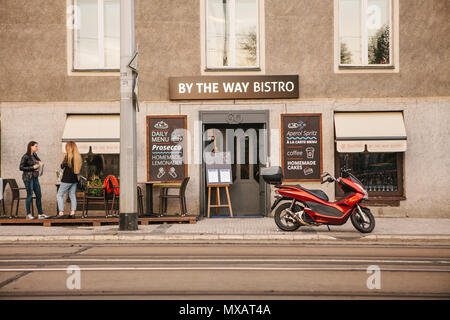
{"left": 351, "top": 207, "right": 375, "bottom": 233}
{"left": 274, "top": 203, "right": 302, "bottom": 231}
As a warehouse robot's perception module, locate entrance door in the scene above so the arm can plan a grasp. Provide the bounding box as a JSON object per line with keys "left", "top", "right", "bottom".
{"left": 203, "top": 123, "right": 266, "bottom": 216}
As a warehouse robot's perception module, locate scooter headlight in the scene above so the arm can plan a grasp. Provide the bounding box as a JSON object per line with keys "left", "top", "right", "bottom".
{"left": 359, "top": 183, "right": 369, "bottom": 199}
{"left": 354, "top": 182, "right": 368, "bottom": 199}
{"left": 363, "top": 190, "right": 368, "bottom": 199}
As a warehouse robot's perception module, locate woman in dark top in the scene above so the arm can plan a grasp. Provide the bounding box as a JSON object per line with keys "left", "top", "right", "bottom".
{"left": 56, "top": 141, "right": 82, "bottom": 218}
{"left": 19, "top": 141, "right": 49, "bottom": 219}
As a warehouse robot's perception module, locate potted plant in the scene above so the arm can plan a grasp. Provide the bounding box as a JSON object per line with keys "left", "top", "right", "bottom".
{"left": 86, "top": 176, "right": 104, "bottom": 197}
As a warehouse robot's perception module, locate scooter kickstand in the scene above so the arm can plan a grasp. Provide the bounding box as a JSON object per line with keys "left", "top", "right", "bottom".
{"left": 326, "top": 225, "right": 331, "bottom": 231}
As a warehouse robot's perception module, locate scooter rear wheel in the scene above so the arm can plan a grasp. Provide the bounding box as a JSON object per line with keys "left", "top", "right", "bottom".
{"left": 274, "top": 203, "right": 302, "bottom": 231}
{"left": 351, "top": 207, "right": 375, "bottom": 233}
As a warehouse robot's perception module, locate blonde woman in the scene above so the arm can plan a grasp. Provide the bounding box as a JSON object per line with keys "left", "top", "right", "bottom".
{"left": 56, "top": 141, "right": 83, "bottom": 218}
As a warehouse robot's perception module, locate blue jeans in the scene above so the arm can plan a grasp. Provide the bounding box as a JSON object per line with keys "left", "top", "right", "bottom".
{"left": 24, "top": 177, "right": 43, "bottom": 215}
{"left": 57, "top": 182, "right": 77, "bottom": 212}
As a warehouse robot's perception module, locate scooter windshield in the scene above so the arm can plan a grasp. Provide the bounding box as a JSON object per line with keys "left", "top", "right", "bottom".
{"left": 347, "top": 172, "right": 364, "bottom": 188}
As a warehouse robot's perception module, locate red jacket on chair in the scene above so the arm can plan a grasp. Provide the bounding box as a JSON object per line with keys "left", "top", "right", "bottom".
{"left": 104, "top": 175, "right": 120, "bottom": 196}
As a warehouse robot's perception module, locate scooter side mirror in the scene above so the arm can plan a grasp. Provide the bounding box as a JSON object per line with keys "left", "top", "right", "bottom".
{"left": 321, "top": 172, "right": 329, "bottom": 178}
{"left": 321, "top": 176, "right": 336, "bottom": 184}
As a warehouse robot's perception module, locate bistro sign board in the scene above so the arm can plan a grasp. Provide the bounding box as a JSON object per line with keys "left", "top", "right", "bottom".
{"left": 147, "top": 115, "right": 187, "bottom": 183}
{"left": 169, "top": 75, "right": 299, "bottom": 100}
{"left": 281, "top": 114, "right": 322, "bottom": 182}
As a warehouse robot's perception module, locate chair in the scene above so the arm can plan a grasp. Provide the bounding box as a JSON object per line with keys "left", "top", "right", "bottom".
{"left": 0, "top": 179, "right": 7, "bottom": 217}
{"left": 104, "top": 176, "right": 120, "bottom": 217}
{"left": 5, "top": 179, "right": 35, "bottom": 218}
{"left": 82, "top": 185, "right": 109, "bottom": 218}
{"left": 83, "top": 178, "right": 144, "bottom": 218}
{"left": 104, "top": 180, "right": 144, "bottom": 217}
{"left": 137, "top": 186, "right": 144, "bottom": 216}
{"left": 159, "top": 177, "right": 190, "bottom": 217}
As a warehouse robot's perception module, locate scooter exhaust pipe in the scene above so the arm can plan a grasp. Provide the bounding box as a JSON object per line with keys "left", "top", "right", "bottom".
{"left": 296, "top": 213, "right": 312, "bottom": 226}
{"left": 286, "top": 208, "right": 315, "bottom": 226}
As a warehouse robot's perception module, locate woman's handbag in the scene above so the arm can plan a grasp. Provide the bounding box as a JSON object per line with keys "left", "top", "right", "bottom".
{"left": 77, "top": 175, "right": 87, "bottom": 191}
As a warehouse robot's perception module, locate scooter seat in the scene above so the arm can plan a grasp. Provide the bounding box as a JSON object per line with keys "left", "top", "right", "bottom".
{"left": 281, "top": 185, "right": 329, "bottom": 202}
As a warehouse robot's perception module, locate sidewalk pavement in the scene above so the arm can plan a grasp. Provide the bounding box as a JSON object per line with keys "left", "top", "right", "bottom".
{"left": 0, "top": 217, "right": 450, "bottom": 244}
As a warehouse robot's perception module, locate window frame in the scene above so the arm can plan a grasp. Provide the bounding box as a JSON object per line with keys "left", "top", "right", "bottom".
{"left": 72, "top": 0, "right": 120, "bottom": 72}
{"left": 334, "top": 150, "right": 405, "bottom": 206}
{"left": 202, "top": 0, "right": 265, "bottom": 73}
{"left": 334, "top": 0, "right": 399, "bottom": 73}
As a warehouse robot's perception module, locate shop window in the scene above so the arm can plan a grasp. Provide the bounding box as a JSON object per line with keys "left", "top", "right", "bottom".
{"left": 80, "top": 153, "right": 120, "bottom": 182}
{"left": 338, "top": 0, "right": 393, "bottom": 67}
{"left": 73, "top": 0, "right": 120, "bottom": 70}
{"left": 335, "top": 152, "right": 404, "bottom": 205}
{"left": 206, "top": 0, "right": 260, "bottom": 69}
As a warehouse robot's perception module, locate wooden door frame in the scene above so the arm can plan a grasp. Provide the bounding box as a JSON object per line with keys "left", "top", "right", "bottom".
{"left": 199, "top": 110, "right": 270, "bottom": 217}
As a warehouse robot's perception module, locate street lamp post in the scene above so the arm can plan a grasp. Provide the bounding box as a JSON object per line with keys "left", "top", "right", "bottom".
{"left": 119, "top": 0, "right": 138, "bottom": 230}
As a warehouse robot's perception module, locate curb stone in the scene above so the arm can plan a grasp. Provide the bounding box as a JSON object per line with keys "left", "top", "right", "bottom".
{"left": 218, "top": 234, "right": 245, "bottom": 240}
{"left": 67, "top": 235, "right": 95, "bottom": 241}
{"left": 0, "top": 236, "right": 18, "bottom": 241}
{"left": 193, "top": 234, "right": 216, "bottom": 240}
{"left": 0, "top": 234, "right": 449, "bottom": 243}
{"left": 318, "top": 235, "right": 338, "bottom": 240}
{"left": 46, "top": 235, "right": 70, "bottom": 241}
{"left": 118, "top": 234, "right": 144, "bottom": 241}
{"left": 142, "top": 234, "right": 164, "bottom": 241}
{"left": 292, "top": 234, "right": 320, "bottom": 240}
{"left": 245, "top": 234, "right": 272, "bottom": 240}
{"left": 93, "top": 234, "right": 118, "bottom": 241}
{"left": 361, "top": 235, "right": 450, "bottom": 241}
{"left": 163, "top": 234, "right": 196, "bottom": 240}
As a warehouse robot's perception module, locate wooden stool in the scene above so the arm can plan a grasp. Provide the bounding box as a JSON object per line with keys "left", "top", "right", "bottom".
{"left": 207, "top": 184, "right": 233, "bottom": 218}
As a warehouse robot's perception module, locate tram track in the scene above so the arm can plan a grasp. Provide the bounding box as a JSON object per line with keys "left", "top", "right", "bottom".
{"left": 0, "top": 243, "right": 449, "bottom": 299}
{"left": 2, "top": 290, "right": 449, "bottom": 300}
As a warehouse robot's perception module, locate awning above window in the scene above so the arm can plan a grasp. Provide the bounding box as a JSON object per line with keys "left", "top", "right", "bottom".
{"left": 334, "top": 112, "right": 407, "bottom": 153}
{"left": 62, "top": 115, "right": 120, "bottom": 154}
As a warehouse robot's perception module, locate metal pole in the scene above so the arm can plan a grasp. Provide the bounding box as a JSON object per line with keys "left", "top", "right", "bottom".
{"left": 119, "top": 0, "right": 138, "bottom": 230}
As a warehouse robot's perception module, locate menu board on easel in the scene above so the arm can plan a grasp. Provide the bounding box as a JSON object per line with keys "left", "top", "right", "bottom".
{"left": 147, "top": 116, "right": 187, "bottom": 183}
{"left": 205, "top": 152, "right": 233, "bottom": 186}
{"left": 281, "top": 114, "right": 322, "bottom": 181}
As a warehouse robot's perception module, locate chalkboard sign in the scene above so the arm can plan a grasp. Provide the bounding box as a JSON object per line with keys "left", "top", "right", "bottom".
{"left": 147, "top": 116, "right": 187, "bottom": 182}
{"left": 281, "top": 114, "right": 322, "bottom": 181}
{"left": 205, "top": 152, "right": 233, "bottom": 185}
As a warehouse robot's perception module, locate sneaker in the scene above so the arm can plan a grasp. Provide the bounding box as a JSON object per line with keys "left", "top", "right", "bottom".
{"left": 38, "top": 214, "right": 50, "bottom": 219}
{"left": 26, "top": 214, "right": 35, "bottom": 220}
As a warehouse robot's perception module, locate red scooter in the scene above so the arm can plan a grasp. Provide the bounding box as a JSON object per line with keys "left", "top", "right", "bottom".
{"left": 261, "top": 167, "right": 375, "bottom": 233}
